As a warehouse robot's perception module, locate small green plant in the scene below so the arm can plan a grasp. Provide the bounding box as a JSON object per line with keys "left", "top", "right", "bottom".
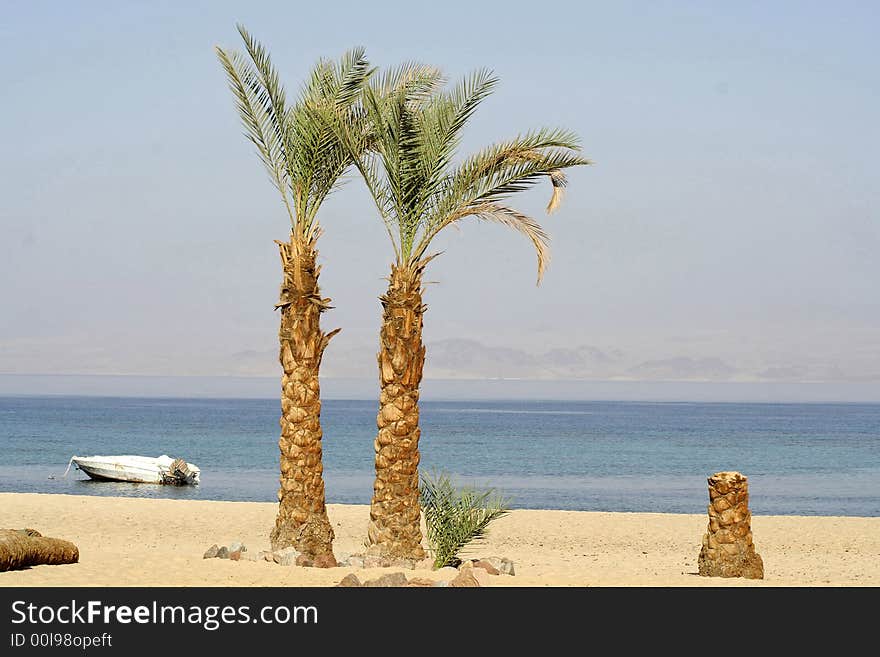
{"left": 419, "top": 470, "right": 511, "bottom": 569}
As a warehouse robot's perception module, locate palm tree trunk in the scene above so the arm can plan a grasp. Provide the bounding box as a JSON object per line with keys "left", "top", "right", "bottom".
{"left": 269, "top": 234, "right": 338, "bottom": 560}
{"left": 365, "top": 262, "right": 428, "bottom": 559}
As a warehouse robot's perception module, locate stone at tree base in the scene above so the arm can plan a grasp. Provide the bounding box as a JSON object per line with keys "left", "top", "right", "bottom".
{"left": 362, "top": 572, "right": 408, "bottom": 587}
{"left": 312, "top": 553, "right": 337, "bottom": 568}
{"left": 362, "top": 555, "right": 384, "bottom": 568}
{"left": 472, "top": 559, "right": 500, "bottom": 575}
{"left": 405, "top": 577, "right": 436, "bottom": 587}
{"left": 435, "top": 566, "right": 459, "bottom": 580}
{"left": 336, "top": 574, "right": 361, "bottom": 587}
{"left": 470, "top": 567, "right": 491, "bottom": 586}
{"left": 272, "top": 546, "right": 299, "bottom": 565}
{"left": 697, "top": 471, "right": 764, "bottom": 579}
{"left": 485, "top": 556, "right": 516, "bottom": 575}
{"left": 449, "top": 569, "right": 481, "bottom": 587}
{"left": 203, "top": 544, "right": 219, "bottom": 559}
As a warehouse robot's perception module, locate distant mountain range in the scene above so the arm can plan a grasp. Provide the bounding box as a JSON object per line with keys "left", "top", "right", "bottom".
{"left": 224, "top": 337, "right": 875, "bottom": 383}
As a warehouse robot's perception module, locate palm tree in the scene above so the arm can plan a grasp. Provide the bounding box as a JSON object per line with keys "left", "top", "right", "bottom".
{"left": 215, "top": 25, "right": 371, "bottom": 560}
{"left": 338, "top": 68, "right": 592, "bottom": 559}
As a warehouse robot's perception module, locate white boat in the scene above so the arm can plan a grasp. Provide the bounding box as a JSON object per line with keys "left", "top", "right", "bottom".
{"left": 64, "top": 454, "right": 200, "bottom": 485}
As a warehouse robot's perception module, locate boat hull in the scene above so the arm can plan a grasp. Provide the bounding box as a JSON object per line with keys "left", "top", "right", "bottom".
{"left": 69, "top": 455, "right": 200, "bottom": 485}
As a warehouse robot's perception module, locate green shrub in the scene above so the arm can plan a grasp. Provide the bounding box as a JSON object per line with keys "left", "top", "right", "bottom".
{"left": 419, "top": 470, "right": 511, "bottom": 569}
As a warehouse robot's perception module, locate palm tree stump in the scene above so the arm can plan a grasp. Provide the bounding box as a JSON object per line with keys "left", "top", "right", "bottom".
{"left": 697, "top": 471, "right": 764, "bottom": 579}
{"left": 0, "top": 529, "right": 79, "bottom": 572}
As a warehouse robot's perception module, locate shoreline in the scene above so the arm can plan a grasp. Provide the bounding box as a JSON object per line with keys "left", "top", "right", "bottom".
{"left": 2, "top": 493, "right": 878, "bottom": 587}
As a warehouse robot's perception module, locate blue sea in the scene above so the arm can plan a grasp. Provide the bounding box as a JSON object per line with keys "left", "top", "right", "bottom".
{"left": 1, "top": 396, "right": 878, "bottom": 516}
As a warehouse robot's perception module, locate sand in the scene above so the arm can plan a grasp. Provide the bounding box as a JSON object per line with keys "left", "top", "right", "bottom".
{"left": 1, "top": 493, "right": 877, "bottom": 587}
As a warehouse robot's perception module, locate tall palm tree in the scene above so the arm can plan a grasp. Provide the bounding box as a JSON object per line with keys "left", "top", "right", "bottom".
{"left": 215, "top": 25, "right": 371, "bottom": 560}
{"left": 338, "top": 68, "right": 592, "bottom": 559}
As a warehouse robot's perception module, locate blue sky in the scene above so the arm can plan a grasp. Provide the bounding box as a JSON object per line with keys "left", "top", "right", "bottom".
{"left": 1, "top": 1, "right": 878, "bottom": 396}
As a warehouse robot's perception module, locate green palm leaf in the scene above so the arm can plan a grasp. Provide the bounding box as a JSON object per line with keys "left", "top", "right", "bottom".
{"left": 420, "top": 470, "right": 511, "bottom": 569}
{"left": 336, "top": 67, "right": 592, "bottom": 282}
{"left": 216, "top": 26, "right": 373, "bottom": 237}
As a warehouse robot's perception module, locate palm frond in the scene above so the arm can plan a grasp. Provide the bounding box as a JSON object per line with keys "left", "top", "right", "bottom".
{"left": 408, "top": 134, "right": 590, "bottom": 281}
{"left": 435, "top": 202, "right": 551, "bottom": 283}
{"left": 342, "top": 67, "right": 590, "bottom": 278}
{"left": 215, "top": 45, "right": 294, "bottom": 223}
{"left": 217, "top": 26, "right": 373, "bottom": 237}
{"left": 420, "top": 470, "right": 511, "bottom": 569}
{"left": 411, "top": 69, "right": 499, "bottom": 226}
{"left": 367, "top": 62, "right": 445, "bottom": 103}
{"left": 235, "top": 24, "right": 288, "bottom": 160}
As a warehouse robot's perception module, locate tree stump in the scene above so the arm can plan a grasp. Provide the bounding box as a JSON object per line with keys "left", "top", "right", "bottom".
{"left": 0, "top": 529, "right": 79, "bottom": 572}
{"left": 697, "top": 471, "right": 764, "bottom": 579}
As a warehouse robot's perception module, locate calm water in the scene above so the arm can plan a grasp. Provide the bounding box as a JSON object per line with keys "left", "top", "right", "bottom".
{"left": 1, "top": 396, "right": 878, "bottom": 516}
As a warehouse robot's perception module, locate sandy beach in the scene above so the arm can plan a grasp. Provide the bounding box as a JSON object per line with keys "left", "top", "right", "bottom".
{"left": 1, "top": 493, "right": 877, "bottom": 587}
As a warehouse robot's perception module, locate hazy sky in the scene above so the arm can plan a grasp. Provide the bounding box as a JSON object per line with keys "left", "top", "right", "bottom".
{"left": 1, "top": 1, "right": 878, "bottom": 394}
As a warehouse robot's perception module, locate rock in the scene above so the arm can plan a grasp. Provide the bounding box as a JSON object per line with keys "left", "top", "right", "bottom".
{"left": 274, "top": 547, "right": 299, "bottom": 566}
{"left": 229, "top": 542, "right": 244, "bottom": 553}
{"left": 216, "top": 546, "right": 229, "bottom": 559}
{"left": 499, "top": 558, "right": 515, "bottom": 576}
{"left": 229, "top": 550, "right": 242, "bottom": 561}
{"left": 347, "top": 555, "right": 365, "bottom": 569}
{"left": 405, "top": 577, "right": 436, "bottom": 587}
{"left": 472, "top": 559, "right": 500, "bottom": 575}
{"left": 415, "top": 557, "right": 435, "bottom": 570}
{"left": 391, "top": 558, "right": 416, "bottom": 569}
{"left": 363, "top": 555, "right": 384, "bottom": 568}
{"left": 335, "top": 552, "right": 350, "bottom": 565}
{"left": 336, "top": 574, "right": 361, "bottom": 587}
{"left": 471, "top": 567, "right": 491, "bottom": 586}
{"left": 276, "top": 552, "right": 296, "bottom": 566}
{"left": 362, "top": 572, "right": 408, "bottom": 587}
{"left": 240, "top": 551, "right": 259, "bottom": 562}
{"left": 202, "top": 544, "right": 219, "bottom": 559}
{"left": 435, "top": 566, "right": 459, "bottom": 580}
{"left": 260, "top": 551, "right": 275, "bottom": 562}
{"left": 449, "top": 570, "right": 480, "bottom": 587}
{"left": 295, "top": 554, "right": 313, "bottom": 567}
{"left": 313, "top": 554, "right": 338, "bottom": 568}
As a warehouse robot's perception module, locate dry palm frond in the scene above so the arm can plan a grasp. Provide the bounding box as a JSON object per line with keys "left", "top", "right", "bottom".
{"left": 546, "top": 170, "right": 566, "bottom": 213}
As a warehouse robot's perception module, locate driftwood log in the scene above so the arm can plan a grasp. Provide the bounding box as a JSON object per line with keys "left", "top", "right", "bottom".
{"left": 0, "top": 528, "right": 79, "bottom": 572}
